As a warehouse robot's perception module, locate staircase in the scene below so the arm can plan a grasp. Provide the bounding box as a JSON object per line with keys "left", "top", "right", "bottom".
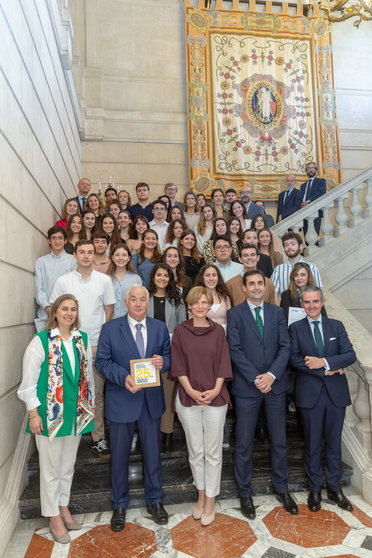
{"left": 19, "top": 413, "right": 353, "bottom": 519}
{"left": 271, "top": 167, "right": 372, "bottom": 506}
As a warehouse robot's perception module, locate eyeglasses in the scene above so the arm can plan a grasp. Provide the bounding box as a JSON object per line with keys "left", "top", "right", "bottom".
{"left": 215, "top": 245, "right": 231, "bottom": 251}
{"left": 241, "top": 191, "right": 252, "bottom": 195}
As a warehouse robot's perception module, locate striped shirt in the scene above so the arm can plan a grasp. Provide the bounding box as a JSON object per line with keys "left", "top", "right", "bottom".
{"left": 270, "top": 257, "right": 323, "bottom": 297}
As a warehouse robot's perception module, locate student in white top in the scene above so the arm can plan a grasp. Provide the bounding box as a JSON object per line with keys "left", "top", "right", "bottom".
{"left": 50, "top": 239, "right": 115, "bottom": 458}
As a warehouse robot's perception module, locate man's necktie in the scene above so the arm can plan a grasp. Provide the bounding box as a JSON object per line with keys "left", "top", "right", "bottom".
{"left": 303, "top": 179, "right": 313, "bottom": 202}
{"left": 254, "top": 306, "right": 264, "bottom": 337}
{"left": 82, "top": 197, "right": 87, "bottom": 209}
{"left": 135, "top": 323, "right": 145, "bottom": 358}
{"left": 312, "top": 320, "right": 324, "bottom": 357}
{"left": 283, "top": 190, "right": 288, "bottom": 205}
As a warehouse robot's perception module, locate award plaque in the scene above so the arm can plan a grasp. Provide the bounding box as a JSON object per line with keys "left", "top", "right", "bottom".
{"left": 130, "top": 359, "right": 160, "bottom": 388}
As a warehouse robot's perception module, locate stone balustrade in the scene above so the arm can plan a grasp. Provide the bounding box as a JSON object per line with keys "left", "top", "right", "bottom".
{"left": 271, "top": 167, "right": 372, "bottom": 256}
{"left": 321, "top": 289, "right": 372, "bottom": 504}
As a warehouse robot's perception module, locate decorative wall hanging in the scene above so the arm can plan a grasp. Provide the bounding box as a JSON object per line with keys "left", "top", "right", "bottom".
{"left": 185, "top": 0, "right": 342, "bottom": 199}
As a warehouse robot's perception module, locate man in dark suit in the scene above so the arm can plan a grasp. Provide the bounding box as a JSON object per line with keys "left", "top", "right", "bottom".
{"left": 95, "top": 285, "right": 171, "bottom": 531}
{"left": 276, "top": 175, "right": 302, "bottom": 223}
{"left": 227, "top": 270, "right": 298, "bottom": 519}
{"left": 74, "top": 177, "right": 91, "bottom": 212}
{"left": 289, "top": 286, "right": 356, "bottom": 512}
{"left": 240, "top": 187, "right": 264, "bottom": 219}
{"left": 300, "top": 162, "right": 326, "bottom": 237}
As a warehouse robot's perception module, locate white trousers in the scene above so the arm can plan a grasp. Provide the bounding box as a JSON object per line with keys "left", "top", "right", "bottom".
{"left": 176, "top": 397, "right": 227, "bottom": 497}
{"left": 35, "top": 433, "right": 81, "bottom": 517}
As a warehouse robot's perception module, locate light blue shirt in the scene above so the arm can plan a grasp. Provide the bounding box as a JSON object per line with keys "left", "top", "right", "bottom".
{"left": 214, "top": 260, "right": 243, "bottom": 282}
{"left": 35, "top": 251, "right": 76, "bottom": 320}
{"left": 111, "top": 272, "right": 143, "bottom": 318}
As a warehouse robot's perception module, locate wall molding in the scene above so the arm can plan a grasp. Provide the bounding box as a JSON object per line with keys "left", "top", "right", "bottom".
{"left": 0, "top": 417, "right": 31, "bottom": 556}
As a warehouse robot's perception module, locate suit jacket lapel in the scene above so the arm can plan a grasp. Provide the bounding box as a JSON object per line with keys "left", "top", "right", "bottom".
{"left": 120, "top": 316, "right": 141, "bottom": 359}
{"left": 262, "top": 303, "right": 272, "bottom": 343}
{"left": 145, "top": 317, "right": 155, "bottom": 357}
{"left": 303, "top": 319, "right": 320, "bottom": 356}
{"left": 322, "top": 317, "right": 330, "bottom": 355}
{"left": 241, "top": 302, "right": 263, "bottom": 344}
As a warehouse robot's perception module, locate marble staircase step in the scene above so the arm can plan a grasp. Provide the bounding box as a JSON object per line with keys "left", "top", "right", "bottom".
{"left": 19, "top": 429, "right": 352, "bottom": 519}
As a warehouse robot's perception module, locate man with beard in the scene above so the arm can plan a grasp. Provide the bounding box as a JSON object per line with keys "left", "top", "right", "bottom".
{"left": 300, "top": 162, "right": 326, "bottom": 237}
{"left": 240, "top": 187, "right": 264, "bottom": 220}
{"left": 270, "top": 232, "right": 322, "bottom": 297}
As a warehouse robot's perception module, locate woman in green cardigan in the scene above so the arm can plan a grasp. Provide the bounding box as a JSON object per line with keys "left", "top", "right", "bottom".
{"left": 18, "top": 294, "right": 94, "bottom": 544}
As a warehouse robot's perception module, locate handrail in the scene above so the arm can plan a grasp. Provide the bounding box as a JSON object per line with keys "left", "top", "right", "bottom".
{"left": 271, "top": 167, "right": 372, "bottom": 254}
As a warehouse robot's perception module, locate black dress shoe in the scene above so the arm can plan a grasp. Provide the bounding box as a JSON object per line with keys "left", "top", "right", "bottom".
{"left": 276, "top": 492, "right": 298, "bottom": 514}
{"left": 110, "top": 508, "right": 126, "bottom": 532}
{"left": 327, "top": 489, "right": 353, "bottom": 511}
{"left": 147, "top": 502, "right": 169, "bottom": 525}
{"left": 240, "top": 497, "right": 256, "bottom": 520}
{"left": 162, "top": 432, "right": 174, "bottom": 452}
{"left": 308, "top": 491, "right": 322, "bottom": 512}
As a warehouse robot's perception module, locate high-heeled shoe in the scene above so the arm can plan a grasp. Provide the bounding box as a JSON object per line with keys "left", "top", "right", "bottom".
{"left": 201, "top": 510, "right": 216, "bottom": 526}
{"left": 192, "top": 504, "right": 203, "bottom": 520}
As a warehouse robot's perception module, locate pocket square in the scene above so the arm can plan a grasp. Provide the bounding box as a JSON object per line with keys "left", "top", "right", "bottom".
{"left": 329, "top": 337, "right": 336, "bottom": 341}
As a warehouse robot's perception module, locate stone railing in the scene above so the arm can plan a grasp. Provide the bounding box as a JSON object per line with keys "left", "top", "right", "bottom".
{"left": 322, "top": 289, "right": 372, "bottom": 503}
{"left": 271, "top": 168, "right": 372, "bottom": 256}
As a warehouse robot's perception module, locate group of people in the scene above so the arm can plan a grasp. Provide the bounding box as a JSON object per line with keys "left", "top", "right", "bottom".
{"left": 18, "top": 170, "right": 356, "bottom": 542}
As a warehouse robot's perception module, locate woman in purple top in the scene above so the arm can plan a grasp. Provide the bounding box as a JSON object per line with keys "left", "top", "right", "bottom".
{"left": 171, "top": 287, "right": 232, "bottom": 527}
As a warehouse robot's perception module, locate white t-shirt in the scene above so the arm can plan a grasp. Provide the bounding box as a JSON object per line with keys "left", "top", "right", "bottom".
{"left": 50, "top": 270, "right": 116, "bottom": 345}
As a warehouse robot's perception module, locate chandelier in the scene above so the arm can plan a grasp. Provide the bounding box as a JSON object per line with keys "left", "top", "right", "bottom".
{"left": 310, "top": 0, "right": 372, "bottom": 28}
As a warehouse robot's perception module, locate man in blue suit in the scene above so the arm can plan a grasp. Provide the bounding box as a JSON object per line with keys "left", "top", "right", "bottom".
{"left": 276, "top": 175, "right": 302, "bottom": 223}
{"left": 289, "top": 287, "right": 356, "bottom": 512}
{"left": 227, "top": 270, "right": 298, "bottom": 519}
{"left": 95, "top": 285, "right": 171, "bottom": 531}
{"left": 300, "top": 162, "right": 326, "bottom": 237}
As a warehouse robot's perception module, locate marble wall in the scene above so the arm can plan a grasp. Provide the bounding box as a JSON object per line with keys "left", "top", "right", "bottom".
{"left": 0, "top": 1, "right": 80, "bottom": 552}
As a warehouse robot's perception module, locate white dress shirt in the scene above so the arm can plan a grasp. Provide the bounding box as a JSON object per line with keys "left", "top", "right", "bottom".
{"left": 127, "top": 314, "right": 148, "bottom": 354}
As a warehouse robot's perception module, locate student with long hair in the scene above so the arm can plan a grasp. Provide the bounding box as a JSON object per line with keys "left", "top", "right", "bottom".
{"left": 203, "top": 218, "right": 229, "bottom": 264}
{"left": 65, "top": 215, "right": 85, "bottom": 254}
{"left": 183, "top": 191, "right": 199, "bottom": 230}
{"left": 132, "top": 229, "right": 162, "bottom": 287}
{"left": 82, "top": 210, "right": 96, "bottom": 240}
{"left": 108, "top": 200, "right": 122, "bottom": 221}
{"left": 164, "top": 219, "right": 187, "bottom": 250}
{"left": 258, "top": 228, "right": 283, "bottom": 268}
{"left": 178, "top": 229, "right": 204, "bottom": 284}
{"left": 55, "top": 198, "right": 80, "bottom": 229}
{"left": 126, "top": 215, "right": 149, "bottom": 254}
{"left": 86, "top": 193, "right": 104, "bottom": 223}
{"left": 117, "top": 209, "right": 132, "bottom": 244}
{"left": 195, "top": 203, "right": 216, "bottom": 256}
{"left": 99, "top": 214, "right": 121, "bottom": 250}
{"left": 229, "top": 200, "right": 251, "bottom": 232}
{"left": 147, "top": 263, "right": 186, "bottom": 451}
{"left": 280, "top": 262, "right": 326, "bottom": 324}
{"left": 162, "top": 246, "right": 192, "bottom": 300}
{"left": 194, "top": 264, "right": 232, "bottom": 326}
{"left": 118, "top": 190, "right": 131, "bottom": 210}
{"left": 211, "top": 188, "right": 228, "bottom": 220}
{"left": 169, "top": 205, "right": 185, "bottom": 222}
{"left": 107, "top": 244, "right": 142, "bottom": 318}
{"left": 228, "top": 216, "right": 243, "bottom": 258}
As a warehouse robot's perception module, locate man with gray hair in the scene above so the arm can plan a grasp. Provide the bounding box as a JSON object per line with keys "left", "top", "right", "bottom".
{"left": 96, "top": 285, "right": 171, "bottom": 531}
{"left": 164, "top": 182, "right": 183, "bottom": 210}
{"left": 289, "top": 286, "right": 356, "bottom": 513}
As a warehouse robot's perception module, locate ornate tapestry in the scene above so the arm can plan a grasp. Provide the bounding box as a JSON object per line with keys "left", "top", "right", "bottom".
{"left": 185, "top": 1, "right": 341, "bottom": 199}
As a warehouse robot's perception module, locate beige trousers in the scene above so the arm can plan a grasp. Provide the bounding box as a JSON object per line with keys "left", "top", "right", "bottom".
{"left": 36, "top": 433, "right": 81, "bottom": 517}
{"left": 160, "top": 371, "right": 176, "bottom": 434}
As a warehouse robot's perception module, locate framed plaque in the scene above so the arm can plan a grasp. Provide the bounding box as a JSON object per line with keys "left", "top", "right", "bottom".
{"left": 130, "top": 359, "right": 160, "bottom": 388}
{"left": 288, "top": 307, "right": 306, "bottom": 326}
